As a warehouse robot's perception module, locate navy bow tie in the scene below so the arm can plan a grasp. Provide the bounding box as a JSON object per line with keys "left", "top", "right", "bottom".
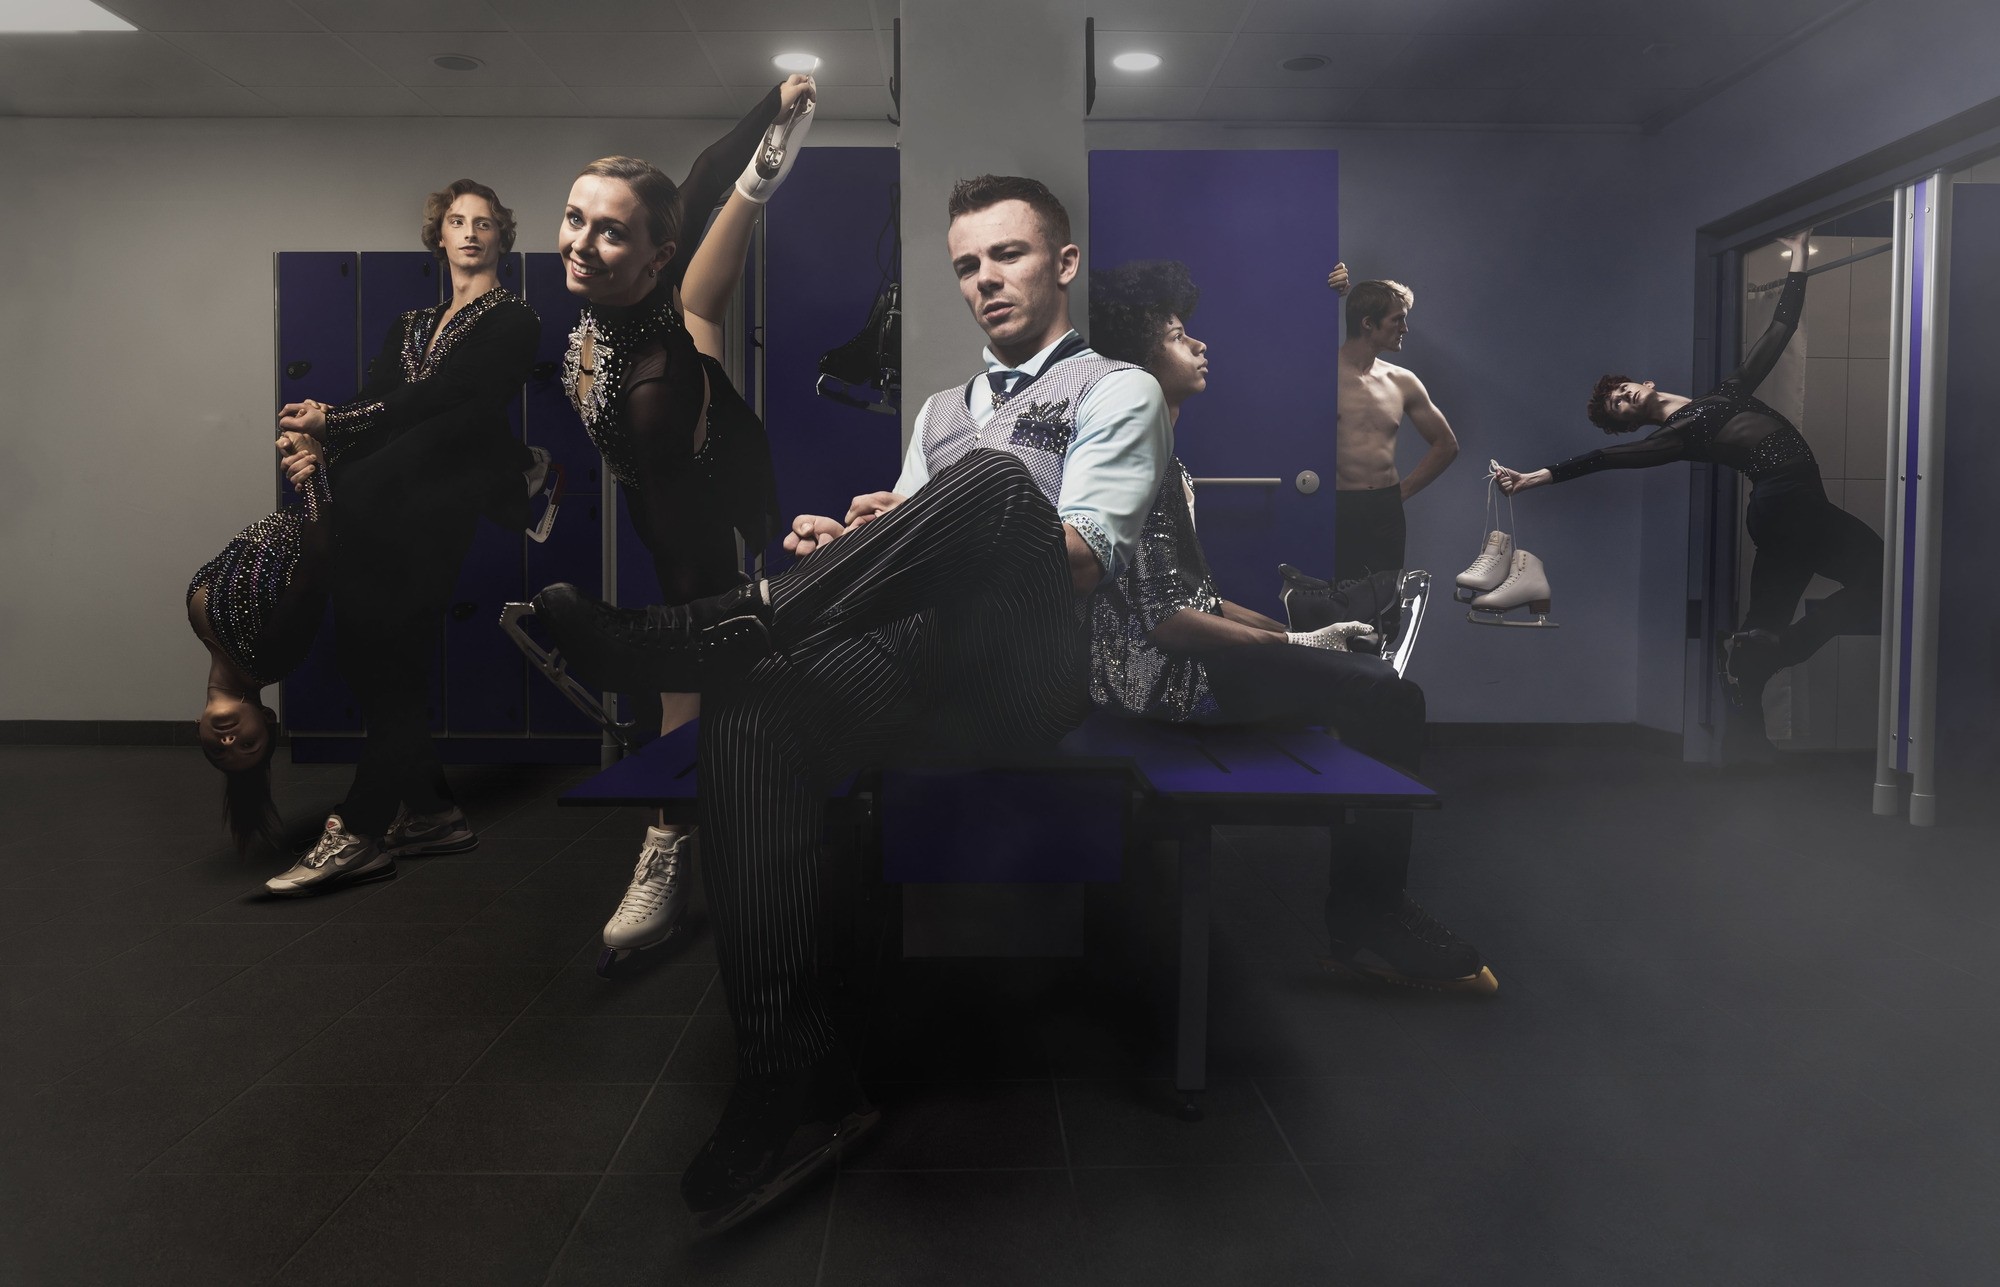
{"left": 987, "top": 370, "right": 1024, "bottom": 406}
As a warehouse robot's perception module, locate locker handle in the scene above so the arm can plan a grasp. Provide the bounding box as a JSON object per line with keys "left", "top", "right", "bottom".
{"left": 285, "top": 360, "right": 312, "bottom": 380}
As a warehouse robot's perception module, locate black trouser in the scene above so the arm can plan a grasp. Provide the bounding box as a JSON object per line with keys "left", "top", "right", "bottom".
{"left": 330, "top": 422, "right": 498, "bottom": 839}
{"left": 699, "top": 449, "right": 1087, "bottom": 1077}
{"left": 1742, "top": 476, "right": 1884, "bottom": 669}
{"left": 1201, "top": 643, "right": 1425, "bottom": 908}
{"left": 1333, "top": 485, "right": 1406, "bottom": 585}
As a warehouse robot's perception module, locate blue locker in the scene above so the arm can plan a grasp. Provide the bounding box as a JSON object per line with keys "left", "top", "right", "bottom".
{"left": 444, "top": 252, "right": 530, "bottom": 734}
{"left": 522, "top": 251, "right": 604, "bottom": 734}
{"left": 1090, "top": 151, "right": 1341, "bottom": 617}
{"left": 761, "top": 148, "right": 903, "bottom": 565}
{"left": 276, "top": 251, "right": 361, "bottom": 735}
{"left": 359, "top": 251, "right": 449, "bottom": 731}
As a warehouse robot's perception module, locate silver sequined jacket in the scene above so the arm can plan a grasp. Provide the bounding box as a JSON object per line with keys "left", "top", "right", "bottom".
{"left": 1088, "top": 457, "right": 1224, "bottom": 722}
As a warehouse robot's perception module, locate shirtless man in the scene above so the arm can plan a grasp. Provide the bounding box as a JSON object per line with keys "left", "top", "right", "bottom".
{"left": 1328, "top": 269, "right": 1460, "bottom": 584}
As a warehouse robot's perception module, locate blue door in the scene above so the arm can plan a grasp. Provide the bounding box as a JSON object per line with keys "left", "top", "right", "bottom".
{"left": 1089, "top": 150, "right": 1340, "bottom": 617}
{"left": 1936, "top": 184, "right": 2000, "bottom": 779}
{"left": 275, "top": 251, "right": 360, "bottom": 735}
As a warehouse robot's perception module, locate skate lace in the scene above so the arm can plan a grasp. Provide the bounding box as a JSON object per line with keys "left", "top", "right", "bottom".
{"left": 616, "top": 837, "right": 682, "bottom": 919}
{"left": 1397, "top": 898, "right": 1458, "bottom": 949}
{"left": 301, "top": 822, "right": 350, "bottom": 869}
{"left": 1476, "top": 461, "right": 1521, "bottom": 556}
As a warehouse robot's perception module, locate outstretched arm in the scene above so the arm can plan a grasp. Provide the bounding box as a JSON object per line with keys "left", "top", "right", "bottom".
{"left": 1729, "top": 228, "right": 1811, "bottom": 396}
{"left": 1398, "top": 370, "right": 1459, "bottom": 501}
{"left": 680, "top": 76, "right": 815, "bottom": 360}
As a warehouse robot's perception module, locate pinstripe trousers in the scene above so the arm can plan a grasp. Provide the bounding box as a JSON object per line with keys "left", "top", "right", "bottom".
{"left": 699, "top": 449, "right": 1088, "bottom": 1076}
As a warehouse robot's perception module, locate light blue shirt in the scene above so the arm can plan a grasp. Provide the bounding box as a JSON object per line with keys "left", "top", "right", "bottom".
{"left": 895, "top": 330, "right": 1171, "bottom": 580}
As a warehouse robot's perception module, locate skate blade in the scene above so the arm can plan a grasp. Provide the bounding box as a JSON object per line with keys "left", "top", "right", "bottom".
{"left": 499, "top": 603, "right": 641, "bottom": 748}
{"left": 1319, "top": 957, "right": 1500, "bottom": 996}
{"left": 693, "top": 1108, "right": 881, "bottom": 1237}
{"left": 595, "top": 929, "right": 683, "bottom": 978}
{"left": 1465, "top": 609, "right": 1559, "bottom": 628}
{"left": 526, "top": 462, "right": 565, "bottom": 544}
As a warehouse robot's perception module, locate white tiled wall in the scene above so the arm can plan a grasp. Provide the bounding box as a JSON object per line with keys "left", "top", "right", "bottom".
{"left": 1739, "top": 233, "right": 1894, "bottom": 750}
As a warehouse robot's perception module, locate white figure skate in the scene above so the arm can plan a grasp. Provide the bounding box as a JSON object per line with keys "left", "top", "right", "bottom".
{"left": 1455, "top": 530, "right": 1513, "bottom": 603}
{"left": 598, "top": 826, "right": 693, "bottom": 977}
{"left": 1466, "top": 550, "right": 1559, "bottom": 627}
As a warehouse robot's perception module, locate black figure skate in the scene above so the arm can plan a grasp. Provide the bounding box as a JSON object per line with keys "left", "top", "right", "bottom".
{"left": 497, "top": 601, "right": 641, "bottom": 750}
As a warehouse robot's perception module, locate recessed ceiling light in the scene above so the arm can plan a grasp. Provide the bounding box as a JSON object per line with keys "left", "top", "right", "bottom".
{"left": 432, "top": 54, "right": 483, "bottom": 72}
{"left": 0, "top": 0, "right": 132, "bottom": 32}
{"left": 1111, "top": 52, "right": 1162, "bottom": 72}
{"left": 1281, "top": 55, "right": 1329, "bottom": 72}
{"left": 773, "top": 51, "right": 821, "bottom": 73}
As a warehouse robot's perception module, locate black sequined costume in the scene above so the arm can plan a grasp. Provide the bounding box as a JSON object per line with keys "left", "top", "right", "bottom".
{"left": 1542, "top": 269, "right": 1883, "bottom": 731}
{"left": 564, "top": 87, "right": 783, "bottom": 605}
{"left": 187, "top": 469, "right": 332, "bottom": 688}
{"left": 1088, "top": 458, "right": 1222, "bottom": 721}
{"left": 323, "top": 284, "right": 542, "bottom": 837}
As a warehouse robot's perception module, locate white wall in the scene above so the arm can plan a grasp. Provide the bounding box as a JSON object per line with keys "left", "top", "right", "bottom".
{"left": 0, "top": 114, "right": 889, "bottom": 722}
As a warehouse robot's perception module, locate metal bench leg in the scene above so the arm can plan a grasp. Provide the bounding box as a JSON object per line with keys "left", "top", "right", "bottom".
{"left": 1175, "top": 818, "right": 1211, "bottom": 1120}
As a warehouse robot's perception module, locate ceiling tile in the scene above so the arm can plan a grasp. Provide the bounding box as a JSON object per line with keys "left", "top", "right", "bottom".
{"left": 1197, "top": 85, "right": 1370, "bottom": 121}
{"left": 791, "top": 82, "right": 894, "bottom": 121}
{"left": 1212, "top": 32, "right": 1412, "bottom": 87}
{"left": 1525, "top": 36, "right": 1748, "bottom": 91}
{"left": 94, "top": 0, "right": 319, "bottom": 31}
{"left": 1243, "top": 0, "right": 1467, "bottom": 36}
{"left": 1087, "top": 0, "right": 1253, "bottom": 32}
{"left": 696, "top": 29, "right": 885, "bottom": 86}
{"left": 250, "top": 84, "right": 437, "bottom": 115}
{"left": 1384, "top": 35, "right": 1546, "bottom": 90}
{"left": 483, "top": 0, "right": 690, "bottom": 31}
{"left": 412, "top": 84, "right": 584, "bottom": 114}
{"left": 1501, "top": 85, "right": 1684, "bottom": 126}
{"left": 1341, "top": 87, "right": 1518, "bottom": 123}
{"left": 161, "top": 33, "right": 395, "bottom": 86}
{"left": 678, "top": 0, "right": 878, "bottom": 33}
{"left": 341, "top": 30, "right": 561, "bottom": 85}
{"left": 292, "top": 0, "right": 507, "bottom": 34}
{"left": 1087, "top": 84, "right": 1209, "bottom": 119}
{"left": 1094, "top": 29, "right": 1233, "bottom": 88}
{"left": 3, "top": 82, "right": 269, "bottom": 115}
{"left": 1669, "top": 0, "right": 1849, "bottom": 36}
{"left": 0, "top": 32, "right": 236, "bottom": 95}
{"left": 520, "top": 31, "right": 717, "bottom": 86}
{"left": 567, "top": 84, "right": 757, "bottom": 116}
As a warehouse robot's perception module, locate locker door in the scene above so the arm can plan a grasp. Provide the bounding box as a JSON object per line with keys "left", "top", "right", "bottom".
{"left": 1089, "top": 150, "right": 1341, "bottom": 618}
{"left": 276, "top": 251, "right": 361, "bottom": 735}
{"left": 761, "top": 147, "right": 903, "bottom": 565}
{"left": 1936, "top": 184, "right": 2000, "bottom": 780}
{"left": 444, "top": 252, "right": 530, "bottom": 733}
{"left": 522, "top": 251, "right": 604, "bottom": 734}
{"left": 359, "top": 251, "right": 449, "bottom": 730}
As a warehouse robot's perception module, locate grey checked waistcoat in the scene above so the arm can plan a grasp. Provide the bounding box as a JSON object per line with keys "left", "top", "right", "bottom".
{"left": 916, "top": 350, "right": 1141, "bottom": 508}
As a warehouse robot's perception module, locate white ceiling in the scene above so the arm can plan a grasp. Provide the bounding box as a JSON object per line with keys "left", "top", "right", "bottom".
{"left": 0, "top": 0, "right": 1869, "bottom": 128}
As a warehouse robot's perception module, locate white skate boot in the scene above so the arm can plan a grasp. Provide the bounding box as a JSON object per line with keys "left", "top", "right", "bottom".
{"left": 1454, "top": 530, "right": 1513, "bottom": 603}
{"left": 597, "top": 826, "right": 693, "bottom": 977}
{"left": 1467, "top": 550, "right": 1558, "bottom": 627}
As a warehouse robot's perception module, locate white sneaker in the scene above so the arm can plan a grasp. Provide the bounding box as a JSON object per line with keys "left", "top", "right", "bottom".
{"left": 265, "top": 815, "right": 394, "bottom": 897}
{"left": 603, "top": 826, "right": 692, "bottom": 954}
{"left": 1455, "top": 530, "right": 1514, "bottom": 603}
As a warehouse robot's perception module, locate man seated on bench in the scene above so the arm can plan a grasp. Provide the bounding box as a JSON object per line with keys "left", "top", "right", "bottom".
{"left": 532, "top": 177, "right": 1170, "bottom": 1233}
{"left": 1087, "top": 259, "right": 1495, "bottom": 996}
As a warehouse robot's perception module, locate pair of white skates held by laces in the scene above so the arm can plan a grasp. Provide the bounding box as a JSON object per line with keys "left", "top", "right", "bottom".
{"left": 1456, "top": 461, "right": 1558, "bottom": 628}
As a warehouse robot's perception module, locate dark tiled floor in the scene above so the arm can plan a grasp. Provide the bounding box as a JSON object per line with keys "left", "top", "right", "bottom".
{"left": 2, "top": 742, "right": 1998, "bottom": 1285}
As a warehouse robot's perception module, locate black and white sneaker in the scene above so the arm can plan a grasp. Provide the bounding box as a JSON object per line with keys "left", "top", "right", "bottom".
{"left": 682, "top": 1060, "right": 878, "bottom": 1235}
{"left": 531, "top": 579, "right": 773, "bottom": 694}
{"left": 383, "top": 805, "right": 478, "bottom": 858}
{"left": 1323, "top": 895, "right": 1497, "bottom": 995}
{"left": 265, "top": 815, "right": 395, "bottom": 897}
